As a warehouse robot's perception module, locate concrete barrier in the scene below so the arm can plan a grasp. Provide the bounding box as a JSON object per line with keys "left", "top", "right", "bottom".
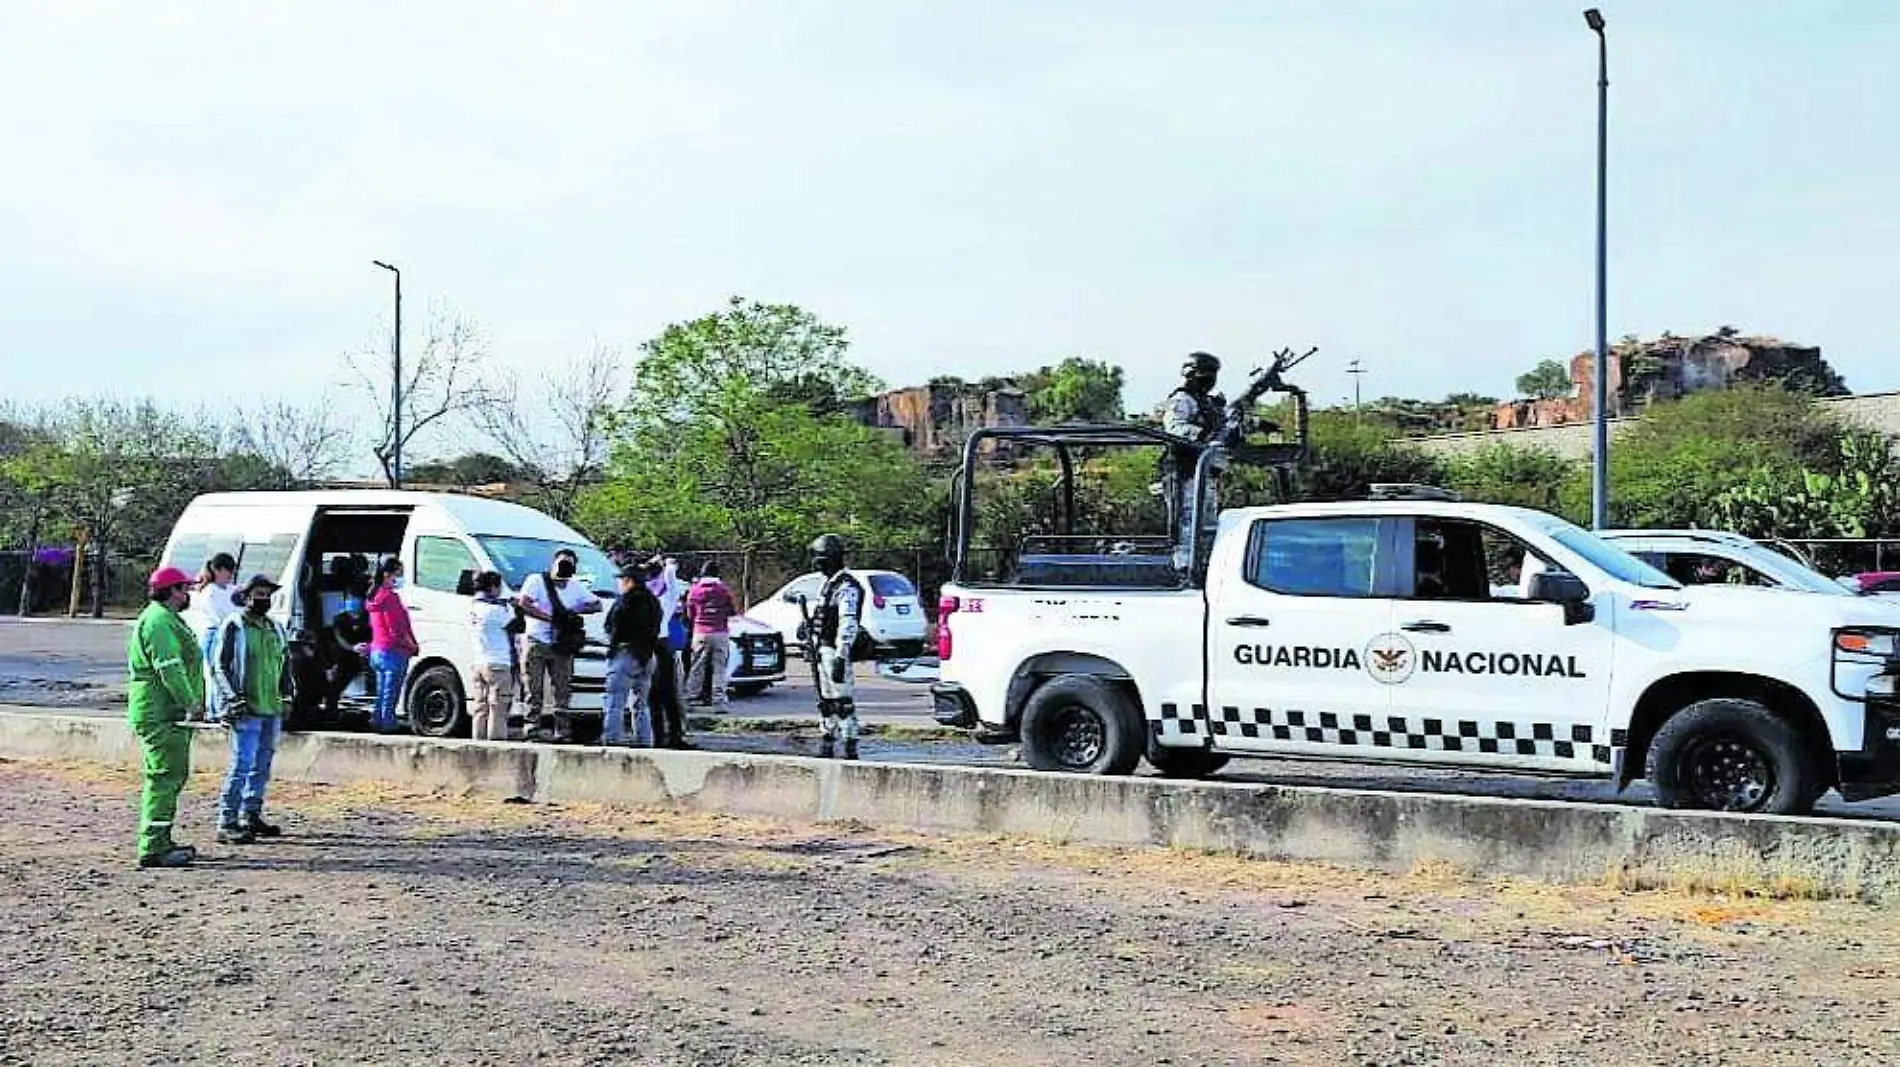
{"left": 6, "top": 709, "right": 1900, "bottom": 901}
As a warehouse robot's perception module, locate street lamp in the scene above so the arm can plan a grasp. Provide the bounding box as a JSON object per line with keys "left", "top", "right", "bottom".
{"left": 1585, "top": 8, "right": 1609, "bottom": 529}
{"left": 372, "top": 260, "right": 403, "bottom": 488}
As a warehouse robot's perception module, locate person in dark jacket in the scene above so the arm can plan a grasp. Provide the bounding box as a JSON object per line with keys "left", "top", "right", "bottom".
{"left": 601, "top": 565, "right": 663, "bottom": 746}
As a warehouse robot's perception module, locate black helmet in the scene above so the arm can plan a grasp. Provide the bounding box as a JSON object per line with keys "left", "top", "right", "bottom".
{"left": 809, "top": 533, "right": 846, "bottom": 573}
{"left": 1182, "top": 351, "right": 1221, "bottom": 379}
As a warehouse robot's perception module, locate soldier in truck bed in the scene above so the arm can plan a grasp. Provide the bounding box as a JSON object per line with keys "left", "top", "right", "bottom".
{"left": 1160, "top": 351, "right": 1224, "bottom": 567}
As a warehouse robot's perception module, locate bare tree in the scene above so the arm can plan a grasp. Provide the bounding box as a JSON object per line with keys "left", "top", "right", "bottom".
{"left": 347, "top": 302, "right": 502, "bottom": 487}
{"left": 229, "top": 397, "right": 356, "bottom": 488}
{"left": 470, "top": 344, "right": 625, "bottom": 521}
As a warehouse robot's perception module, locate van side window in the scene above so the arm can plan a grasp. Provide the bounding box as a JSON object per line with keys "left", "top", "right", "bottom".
{"left": 166, "top": 532, "right": 242, "bottom": 573}
{"left": 415, "top": 537, "right": 479, "bottom": 594}
{"left": 1245, "top": 517, "right": 1383, "bottom": 598}
{"left": 236, "top": 534, "right": 299, "bottom": 586}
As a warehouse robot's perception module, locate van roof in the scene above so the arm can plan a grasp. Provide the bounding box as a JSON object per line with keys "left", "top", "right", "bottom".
{"left": 184, "top": 490, "right": 589, "bottom": 542}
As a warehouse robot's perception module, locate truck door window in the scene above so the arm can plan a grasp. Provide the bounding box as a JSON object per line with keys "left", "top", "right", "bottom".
{"left": 1245, "top": 517, "right": 1382, "bottom": 598}
{"left": 1412, "top": 519, "right": 1553, "bottom": 601}
{"left": 415, "top": 536, "right": 480, "bottom": 594}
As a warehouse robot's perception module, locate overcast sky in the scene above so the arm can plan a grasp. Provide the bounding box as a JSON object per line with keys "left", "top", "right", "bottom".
{"left": 2, "top": 0, "right": 1893, "bottom": 436}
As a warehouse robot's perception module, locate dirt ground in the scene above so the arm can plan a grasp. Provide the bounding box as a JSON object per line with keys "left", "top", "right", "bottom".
{"left": 2, "top": 761, "right": 1898, "bottom": 1067}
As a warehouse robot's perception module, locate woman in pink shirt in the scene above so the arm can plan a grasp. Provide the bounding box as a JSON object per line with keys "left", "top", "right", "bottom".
{"left": 365, "top": 557, "right": 420, "bottom": 733}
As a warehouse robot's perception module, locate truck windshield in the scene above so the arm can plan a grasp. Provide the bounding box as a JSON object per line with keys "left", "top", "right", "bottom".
{"left": 474, "top": 536, "right": 618, "bottom": 596}
{"left": 1535, "top": 518, "right": 1681, "bottom": 590}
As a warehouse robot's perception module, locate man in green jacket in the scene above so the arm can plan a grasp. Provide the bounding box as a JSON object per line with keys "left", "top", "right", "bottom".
{"left": 127, "top": 566, "right": 207, "bottom": 869}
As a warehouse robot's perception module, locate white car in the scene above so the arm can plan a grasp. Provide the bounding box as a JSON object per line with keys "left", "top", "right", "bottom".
{"left": 1598, "top": 530, "right": 1899, "bottom": 607}
{"left": 750, "top": 569, "right": 929, "bottom": 658}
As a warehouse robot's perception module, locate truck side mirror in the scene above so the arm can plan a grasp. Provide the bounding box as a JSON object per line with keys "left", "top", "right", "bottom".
{"left": 1529, "top": 571, "right": 1595, "bottom": 626}
{"left": 455, "top": 570, "right": 476, "bottom": 597}
{"left": 789, "top": 592, "right": 808, "bottom": 606}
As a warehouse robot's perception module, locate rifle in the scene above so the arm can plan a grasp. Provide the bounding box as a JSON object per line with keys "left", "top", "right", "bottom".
{"left": 1217, "top": 345, "right": 1318, "bottom": 449}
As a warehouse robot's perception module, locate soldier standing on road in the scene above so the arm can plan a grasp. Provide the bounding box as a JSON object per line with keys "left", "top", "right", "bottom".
{"left": 808, "top": 534, "right": 864, "bottom": 761}
{"left": 127, "top": 566, "right": 207, "bottom": 869}
{"left": 1160, "top": 351, "right": 1225, "bottom": 568}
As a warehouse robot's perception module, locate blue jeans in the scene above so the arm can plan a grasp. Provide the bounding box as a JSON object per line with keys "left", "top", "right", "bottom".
{"left": 219, "top": 715, "right": 281, "bottom": 826}
{"left": 602, "top": 649, "right": 654, "bottom": 746}
{"left": 201, "top": 631, "right": 222, "bottom": 722}
{"left": 369, "top": 650, "right": 411, "bottom": 731}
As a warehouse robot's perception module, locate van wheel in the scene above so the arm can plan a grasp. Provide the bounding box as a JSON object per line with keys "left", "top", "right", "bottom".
{"left": 406, "top": 665, "right": 467, "bottom": 739}
{"left": 1648, "top": 698, "right": 1816, "bottom": 815}
{"left": 1020, "top": 675, "right": 1144, "bottom": 776}
{"left": 1147, "top": 745, "right": 1231, "bottom": 779}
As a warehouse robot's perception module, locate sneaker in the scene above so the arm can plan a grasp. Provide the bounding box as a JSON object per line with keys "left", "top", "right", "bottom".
{"left": 137, "top": 845, "right": 197, "bottom": 869}
{"left": 241, "top": 814, "right": 282, "bottom": 838}
{"left": 217, "top": 824, "right": 256, "bottom": 845}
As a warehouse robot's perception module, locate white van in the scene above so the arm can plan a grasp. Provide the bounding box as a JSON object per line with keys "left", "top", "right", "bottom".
{"left": 160, "top": 490, "right": 620, "bottom": 737}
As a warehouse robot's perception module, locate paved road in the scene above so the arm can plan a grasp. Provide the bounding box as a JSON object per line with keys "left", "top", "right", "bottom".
{"left": 8, "top": 615, "right": 1900, "bottom": 819}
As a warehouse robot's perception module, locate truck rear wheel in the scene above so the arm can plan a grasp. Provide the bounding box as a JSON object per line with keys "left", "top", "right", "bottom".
{"left": 1020, "top": 675, "right": 1144, "bottom": 776}
{"left": 1648, "top": 698, "right": 1818, "bottom": 816}
{"left": 1146, "top": 745, "right": 1231, "bottom": 779}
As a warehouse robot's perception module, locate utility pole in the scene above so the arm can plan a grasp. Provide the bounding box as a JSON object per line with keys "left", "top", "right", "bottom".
{"left": 1347, "top": 359, "right": 1366, "bottom": 423}
{"left": 372, "top": 260, "right": 403, "bottom": 488}
{"left": 1585, "top": 8, "right": 1610, "bottom": 529}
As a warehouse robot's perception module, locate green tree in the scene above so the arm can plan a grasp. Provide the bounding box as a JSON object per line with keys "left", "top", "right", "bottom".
{"left": 1289, "top": 410, "right": 1445, "bottom": 503}
{"left": 1019, "top": 358, "right": 1126, "bottom": 424}
{"left": 407, "top": 452, "right": 530, "bottom": 489}
{"left": 1443, "top": 445, "right": 1579, "bottom": 517}
{"left": 1556, "top": 385, "right": 1854, "bottom": 530}
{"left": 1515, "top": 359, "right": 1574, "bottom": 401}
{"left": 582, "top": 299, "right": 921, "bottom": 600}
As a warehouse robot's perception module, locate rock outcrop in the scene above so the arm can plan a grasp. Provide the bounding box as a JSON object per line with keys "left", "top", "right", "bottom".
{"left": 1491, "top": 332, "right": 1844, "bottom": 429}
{"left": 847, "top": 384, "right": 1029, "bottom": 460}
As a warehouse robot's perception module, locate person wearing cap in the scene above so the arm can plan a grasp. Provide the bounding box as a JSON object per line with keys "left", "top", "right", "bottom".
{"left": 601, "top": 564, "right": 663, "bottom": 746}
{"left": 209, "top": 574, "right": 293, "bottom": 844}
{"left": 127, "top": 566, "right": 208, "bottom": 869}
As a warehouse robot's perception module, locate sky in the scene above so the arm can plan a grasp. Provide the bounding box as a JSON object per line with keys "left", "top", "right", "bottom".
{"left": 1, "top": 0, "right": 1894, "bottom": 446}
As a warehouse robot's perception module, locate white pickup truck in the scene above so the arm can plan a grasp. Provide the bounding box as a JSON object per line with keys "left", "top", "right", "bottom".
{"left": 933, "top": 491, "right": 1900, "bottom": 815}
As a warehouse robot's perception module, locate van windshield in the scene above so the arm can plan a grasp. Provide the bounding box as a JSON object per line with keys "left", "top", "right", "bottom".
{"left": 474, "top": 536, "right": 618, "bottom": 596}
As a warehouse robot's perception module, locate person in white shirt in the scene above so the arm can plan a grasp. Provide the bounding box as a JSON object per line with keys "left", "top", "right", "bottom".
{"left": 514, "top": 548, "right": 602, "bottom": 743}
{"left": 193, "top": 553, "right": 240, "bottom": 723}
{"left": 467, "top": 571, "right": 516, "bottom": 742}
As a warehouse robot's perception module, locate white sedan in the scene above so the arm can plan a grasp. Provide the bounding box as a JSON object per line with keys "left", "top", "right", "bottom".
{"left": 749, "top": 569, "right": 929, "bottom": 658}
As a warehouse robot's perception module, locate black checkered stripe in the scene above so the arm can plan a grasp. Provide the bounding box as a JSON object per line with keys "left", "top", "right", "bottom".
{"left": 1159, "top": 703, "right": 1613, "bottom": 765}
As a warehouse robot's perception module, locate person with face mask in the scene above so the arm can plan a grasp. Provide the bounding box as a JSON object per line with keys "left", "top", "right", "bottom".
{"left": 515, "top": 548, "right": 602, "bottom": 742}
{"left": 807, "top": 534, "right": 864, "bottom": 760}
{"left": 127, "top": 566, "right": 208, "bottom": 868}
{"left": 209, "top": 574, "right": 293, "bottom": 844}
{"left": 193, "top": 552, "right": 240, "bottom": 723}
{"left": 1160, "top": 351, "right": 1225, "bottom": 569}
{"left": 366, "top": 557, "right": 420, "bottom": 734}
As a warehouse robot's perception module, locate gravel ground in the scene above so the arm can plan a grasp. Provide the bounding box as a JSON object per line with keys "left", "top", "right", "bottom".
{"left": 3, "top": 761, "right": 1900, "bottom": 1066}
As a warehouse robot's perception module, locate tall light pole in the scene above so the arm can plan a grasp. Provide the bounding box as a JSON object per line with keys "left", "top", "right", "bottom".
{"left": 1585, "top": 8, "right": 1610, "bottom": 529}
{"left": 372, "top": 260, "right": 403, "bottom": 488}
{"left": 1347, "top": 359, "right": 1366, "bottom": 424}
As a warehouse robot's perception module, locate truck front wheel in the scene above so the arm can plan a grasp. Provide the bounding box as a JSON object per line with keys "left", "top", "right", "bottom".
{"left": 1020, "top": 675, "right": 1144, "bottom": 776}
{"left": 1648, "top": 698, "right": 1818, "bottom": 816}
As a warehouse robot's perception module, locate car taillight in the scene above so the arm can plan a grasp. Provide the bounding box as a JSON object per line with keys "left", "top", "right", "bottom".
{"left": 937, "top": 596, "right": 959, "bottom": 660}
{"left": 873, "top": 594, "right": 886, "bottom": 610}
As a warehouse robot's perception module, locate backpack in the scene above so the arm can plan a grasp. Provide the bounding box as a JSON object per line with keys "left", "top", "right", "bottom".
{"left": 540, "top": 573, "right": 589, "bottom": 655}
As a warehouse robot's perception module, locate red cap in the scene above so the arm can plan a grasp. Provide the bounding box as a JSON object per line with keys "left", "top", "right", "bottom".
{"left": 147, "top": 566, "right": 194, "bottom": 593}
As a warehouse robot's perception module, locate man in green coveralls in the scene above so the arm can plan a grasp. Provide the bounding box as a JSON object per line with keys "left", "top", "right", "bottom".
{"left": 128, "top": 566, "right": 207, "bottom": 868}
